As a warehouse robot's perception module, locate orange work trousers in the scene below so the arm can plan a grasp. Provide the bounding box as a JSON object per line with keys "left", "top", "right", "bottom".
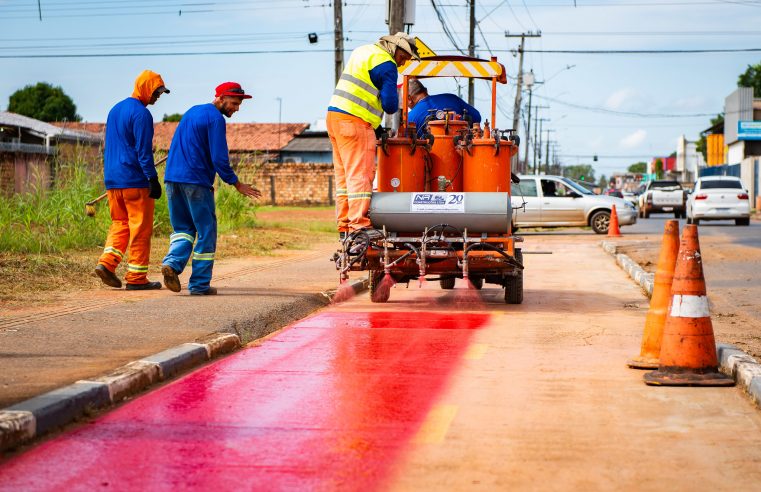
{"left": 326, "top": 111, "right": 376, "bottom": 232}
{"left": 98, "top": 188, "right": 155, "bottom": 285}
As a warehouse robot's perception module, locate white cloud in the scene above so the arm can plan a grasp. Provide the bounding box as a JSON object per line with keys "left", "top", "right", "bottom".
{"left": 620, "top": 130, "right": 647, "bottom": 148}
{"left": 605, "top": 88, "right": 640, "bottom": 111}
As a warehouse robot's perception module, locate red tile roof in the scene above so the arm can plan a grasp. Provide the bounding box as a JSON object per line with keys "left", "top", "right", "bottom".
{"left": 53, "top": 122, "right": 308, "bottom": 152}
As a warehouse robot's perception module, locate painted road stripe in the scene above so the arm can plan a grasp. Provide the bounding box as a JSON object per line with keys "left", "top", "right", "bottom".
{"left": 670, "top": 294, "right": 710, "bottom": 318}
{"left": 414, "top": 404, "right": 459, "bottom": 444}
{"left": 464, "top": 343, "right": 488, "bottom": 360}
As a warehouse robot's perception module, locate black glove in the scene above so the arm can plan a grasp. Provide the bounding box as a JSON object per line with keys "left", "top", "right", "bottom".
{"left": 374, "top": 126, "right": 386, "bottom": 139}
{"left": 148, "top": 176, "right": 162, "bottom": 199}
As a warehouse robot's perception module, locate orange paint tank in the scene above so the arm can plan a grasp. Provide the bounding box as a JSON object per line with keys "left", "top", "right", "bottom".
{"left": 427, "top": 119, "right": 469, "bottom": 192}
{"left": 376, "top": 134, "right": 430, "bottom": 192}
{"left": 460, "top": 133, "right": 515, "bottom": 192}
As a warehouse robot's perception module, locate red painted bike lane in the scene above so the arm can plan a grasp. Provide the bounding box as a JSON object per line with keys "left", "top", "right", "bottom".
{"left": 0, "top": 310, "right": 489, "bottom": 491}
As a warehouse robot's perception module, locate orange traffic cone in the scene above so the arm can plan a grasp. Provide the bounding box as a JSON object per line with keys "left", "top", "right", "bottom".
{"left": 627, "top": 220, "right": 679, "bottom": 369}
{"left": 608, "top": 204, "right": 622, "bottom": 237}
{"left": 644, "top": 225, "right": 734, "bottom": 386}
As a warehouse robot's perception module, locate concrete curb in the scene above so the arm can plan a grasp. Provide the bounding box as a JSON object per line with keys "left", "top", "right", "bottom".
{"left": 0, "top": 277, "right": 368, "bottom": 453}
{"left": 600, "top": 241, "right": 654, "bottom": 296}
{"left": 717, "top": 344, "right": 761, "bottom": 408}
{"left": 600, "top": 241, "right": 761, "bottom": 409}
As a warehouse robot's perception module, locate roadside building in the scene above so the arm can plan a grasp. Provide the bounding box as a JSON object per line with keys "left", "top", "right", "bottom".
{"left": 0, "top": 111, "right": 102, "bottom": 195}
{"left": 60, "top": 120, "right": 335, "bottom": 205}
{"left": 675, "top": 135, "right": 705, "bottom": 184}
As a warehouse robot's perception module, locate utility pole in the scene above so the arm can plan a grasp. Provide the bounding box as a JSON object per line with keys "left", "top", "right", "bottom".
{"left": 334, "top": 1, "right": 343, "bottom": 85}
{"left": 505, "top": 31, "right": 541, "bottom": 133}
{"left": 545, "top": 128, "right": 555, "bottom": 175}
{"left": 388, "top": 0, "right": 405, "bottom": 34}
{"left": 521, "top": 70, "right": 536, "bottom": 173}
{"left": 467, "top": 0, "right": 476, "bottom": 105}
{"left": 534, "top": 116, "right": 549, "bottom": 174}
{"left": 387, "top": 0, "right": 406, "bottom": 130}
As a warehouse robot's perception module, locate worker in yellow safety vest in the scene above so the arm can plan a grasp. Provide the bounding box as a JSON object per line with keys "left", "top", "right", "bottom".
{"left": 327, "top": 32, "right": 420, "bottom": 242}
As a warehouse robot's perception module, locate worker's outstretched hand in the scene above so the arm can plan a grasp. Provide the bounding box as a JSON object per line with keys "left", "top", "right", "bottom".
{"left": 234, "top": 181, "right": 262, "bottom": 199}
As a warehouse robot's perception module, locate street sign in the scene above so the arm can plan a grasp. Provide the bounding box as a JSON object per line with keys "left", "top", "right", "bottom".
{"left": 737, "top": 121, "right": 761, "bottom": 141}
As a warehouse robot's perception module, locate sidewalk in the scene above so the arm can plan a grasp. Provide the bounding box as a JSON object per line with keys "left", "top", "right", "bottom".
{"left": 0, "top": 240, "right": 351, "bottom": 408}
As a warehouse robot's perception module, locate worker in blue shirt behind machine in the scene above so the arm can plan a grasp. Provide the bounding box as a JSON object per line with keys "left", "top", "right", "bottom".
{"left": 407, "top": 78, "right": 481, "bottom": 137}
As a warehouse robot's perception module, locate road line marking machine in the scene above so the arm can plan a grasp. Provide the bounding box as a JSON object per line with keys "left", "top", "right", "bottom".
{"left": 334, "top": 55, "right": 524, "bottom": 304}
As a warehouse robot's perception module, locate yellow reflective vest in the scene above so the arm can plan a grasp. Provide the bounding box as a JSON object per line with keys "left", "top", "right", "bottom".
{"left": 329, "top": 44, "right": 396, "bottom": 128}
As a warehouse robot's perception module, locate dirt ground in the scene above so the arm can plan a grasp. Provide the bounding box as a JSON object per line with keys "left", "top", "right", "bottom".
{"left": 0, "top": 207, "right": 335, "bottom": 309}
{"left": 617, "top": 234, "right": 761, "bottom": 361}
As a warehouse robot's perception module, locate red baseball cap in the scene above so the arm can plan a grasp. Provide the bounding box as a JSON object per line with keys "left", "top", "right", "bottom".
{"left": 215, "top": 82, "right": 252, "bottom": 99}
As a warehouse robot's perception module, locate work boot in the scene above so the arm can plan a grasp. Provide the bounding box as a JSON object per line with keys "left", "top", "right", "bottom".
{"left": 190, "top": 286, "right": 217, "bottom": 296}
{"left": 126, "top": 281, "right": 162, "bottom": 291}
{"left": 95, "top": 264, "right": 122, "bottom": 288}
{"left": 161, "top": 264, "right": 182, "bottom": 293}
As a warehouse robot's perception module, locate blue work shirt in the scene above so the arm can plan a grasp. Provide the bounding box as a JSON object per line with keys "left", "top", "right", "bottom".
{"left": 103, "top": 97, "right": 155, "bottom": 189}
{"left": 164, "top": 103, "right": 238, "bottom": 189}
{"left": 408, "top": 93, "right": 482, "bottom": 137}
{"left": 328, "top": 60, "right": 399, "bottom": 120}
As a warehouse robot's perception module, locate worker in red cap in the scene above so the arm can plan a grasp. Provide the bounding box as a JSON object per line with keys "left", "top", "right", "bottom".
{"left": 95, "top": 69, "right": 169, "bottom": 291}
{"left": 160, "top": 82, "right": 262, "bottom": 295}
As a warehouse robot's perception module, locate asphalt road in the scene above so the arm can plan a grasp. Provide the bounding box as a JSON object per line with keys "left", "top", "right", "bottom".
{"left": 2, "top": 235, "right": 760, "bottom": 490}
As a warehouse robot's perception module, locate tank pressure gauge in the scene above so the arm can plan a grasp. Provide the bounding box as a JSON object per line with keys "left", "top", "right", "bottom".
{"left": 435, "top": 109, "right": 446, "bottom": 120}
{"left": 390, "top": 177, "right": 401, "bottom": 189}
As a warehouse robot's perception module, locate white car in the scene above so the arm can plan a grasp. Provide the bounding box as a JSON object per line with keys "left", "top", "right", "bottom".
{"left": 511, "top": 175, "right": 637, "bottom": 234}
{"left": 686, "top": 176, "right": 751, "bottom": 226}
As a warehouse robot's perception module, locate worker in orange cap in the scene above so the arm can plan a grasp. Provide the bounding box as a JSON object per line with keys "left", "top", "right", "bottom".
{"left": 95, "top": 69, "right": 169, "bottom": 290}
{"left": 327, "top": 32, "right": 420, "bottom": 242}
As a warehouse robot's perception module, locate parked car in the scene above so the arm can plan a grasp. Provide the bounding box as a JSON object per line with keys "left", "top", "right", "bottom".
{"left": 637, "top": 180, "right": 687, "bottom": 218}
{"left": 622, "top": 191, "right": 638, "bottom": 207}
{"left": 686, "top": 176, "right": 751, "bottom": 226}
{"left": 605, "top": 189, "right": 624, "bottom": 199}
{"left": 511, "top": 175, "right": 637, "bottom": 234}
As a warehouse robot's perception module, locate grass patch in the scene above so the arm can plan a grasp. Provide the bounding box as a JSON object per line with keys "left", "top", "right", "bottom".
{"left": 1, "top": 156, "right": 337, "bottom": 307}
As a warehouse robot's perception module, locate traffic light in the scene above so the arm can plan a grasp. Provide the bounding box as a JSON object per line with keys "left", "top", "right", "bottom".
{"left": 580, "top": 176, "right": 585, "bottom": 181}
{"left": 593, "top": 155, "right": 598, "bottom": 162}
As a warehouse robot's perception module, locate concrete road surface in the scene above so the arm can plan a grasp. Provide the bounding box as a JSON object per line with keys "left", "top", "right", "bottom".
{"left": 1, "top": 235, "right": 760, "bottom": 490}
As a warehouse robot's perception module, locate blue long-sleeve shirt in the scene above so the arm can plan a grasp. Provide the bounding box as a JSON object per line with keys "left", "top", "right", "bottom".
{"left": 103, "top": 97, "right": 155, "bottom": 189}
{"left": 328, "top": 60, "right": 399, "bottom": 119}
{"left": 408, "top": 93, "right": 482, "bottom": 137}
{"left": 164, "top": 103, "right": 238, "bottom": 189}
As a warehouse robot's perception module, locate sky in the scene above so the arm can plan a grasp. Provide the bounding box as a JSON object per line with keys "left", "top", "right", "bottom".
{"left": 2, "top": 0, "right": 761, "bottom": 179}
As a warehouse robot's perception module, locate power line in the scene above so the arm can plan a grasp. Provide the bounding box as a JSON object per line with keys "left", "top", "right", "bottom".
{"left": 534, "top": 94, "right": 716, "bottom": 118}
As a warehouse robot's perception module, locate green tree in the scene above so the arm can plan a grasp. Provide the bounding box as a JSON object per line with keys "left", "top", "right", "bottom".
{"left": 8, "top": 82, "right": 81, "bottom": 122}
{"left": 738, "top": 61, "right": 761, "bottom": 96}
{"left": 162, "top": 113, "right": 184, "bottom": 122}
{"left": 563, "top": 164, "right": 595, "bottom": 182}
{"left": 627, "top": 162, "right": 647, "bottom": 174}
{"left": 655, "top": 158, "right": 664, "bottom": 179}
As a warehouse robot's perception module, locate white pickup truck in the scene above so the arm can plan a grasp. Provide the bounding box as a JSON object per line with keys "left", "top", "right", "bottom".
{"left": 637, "top": 180, "right": 687, "bottom": 218}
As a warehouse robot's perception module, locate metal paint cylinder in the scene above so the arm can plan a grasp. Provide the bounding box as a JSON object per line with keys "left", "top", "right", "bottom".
{"left": 369, "top": 191, "right": 511, "bottom": 233}
{"left": 427, "top": 119, "right": 469, "bottom": 192}
{"left": 376, "top": 136, "right": 428, "bottom": 192}
{"left": 462, "top": 137, "right": 514, "bottom": 192}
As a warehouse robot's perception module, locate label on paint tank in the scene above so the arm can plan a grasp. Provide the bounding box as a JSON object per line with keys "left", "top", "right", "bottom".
{"left": 410, "top": 193, "right": 465, "bottom": 213}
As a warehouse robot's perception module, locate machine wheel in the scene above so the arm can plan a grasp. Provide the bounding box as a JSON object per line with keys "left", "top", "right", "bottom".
{"left": 736, "top": 217, "right": 750, "bottom": 226}
{"left": 590, "top": 210, "right": 611, "bottom": 235}
{"left": 504, "top": 250, "right": 524, "bottom": 304}
{"left": 369, "top": 270, "right": 390, "bottom": 303}
{"left": 470, "top": 277, "right": 484, "bottom": 290}
{"left": 440, "top": 277, "right": 456, "bottom": 290}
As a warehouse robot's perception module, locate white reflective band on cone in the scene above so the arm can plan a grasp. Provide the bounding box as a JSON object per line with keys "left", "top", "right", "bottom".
{"left": 670, "top": 295, "right": 710, "bottom": 318}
